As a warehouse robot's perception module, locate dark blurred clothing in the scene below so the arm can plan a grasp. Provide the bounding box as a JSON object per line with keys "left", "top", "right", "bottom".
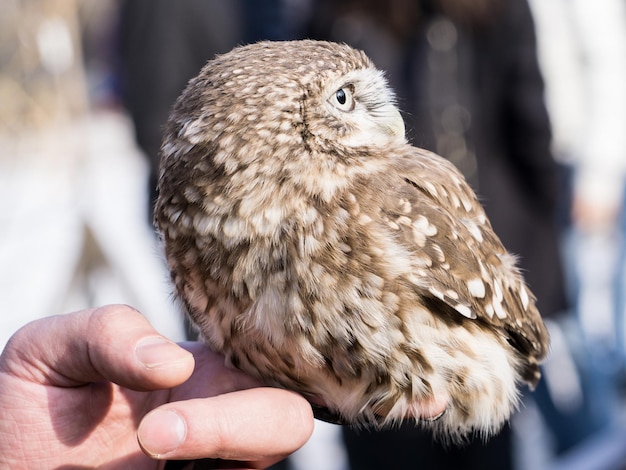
{"left": 309, "top": 0, "right": 566, "bottom": 468}
{"left": 240, "top": 0, "right": 292, "bottom": 43}
{"left": 343, "top": 422, "right": 513, "bottom": 469}
{"left": 117, "top": 0, "right": 243, "bottom": 216}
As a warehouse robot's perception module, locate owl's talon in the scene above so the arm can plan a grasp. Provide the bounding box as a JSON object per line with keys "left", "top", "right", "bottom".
{"left": 310, "top": 403, "right": 347, "bottom": 425}
{"left": 421, "top": 407, "right": 447, "bottom": 422}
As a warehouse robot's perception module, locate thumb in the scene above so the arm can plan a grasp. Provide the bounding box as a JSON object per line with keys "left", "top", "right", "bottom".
{"left": 0, "top": 305, "right": 194, "bottom": 391}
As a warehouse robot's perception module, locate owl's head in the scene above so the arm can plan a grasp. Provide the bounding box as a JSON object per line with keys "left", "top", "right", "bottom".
{"left": 162, "top": 41, "right": 406, "bottom": 179}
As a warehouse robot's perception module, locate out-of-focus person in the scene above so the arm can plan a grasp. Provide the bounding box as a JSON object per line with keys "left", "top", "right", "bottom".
{"left": 530, "top": 0, "right": 626, "bottom": 458}
{"left": 0, "top": 0, "right": 186, "bottom": 347}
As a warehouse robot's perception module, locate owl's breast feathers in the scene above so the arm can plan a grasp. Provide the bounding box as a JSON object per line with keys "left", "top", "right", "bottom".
{"left": 157, "top": 137, "right": 548, "bottom": 387}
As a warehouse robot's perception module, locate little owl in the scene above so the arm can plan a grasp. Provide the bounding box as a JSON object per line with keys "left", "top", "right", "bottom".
{"left": 155, "top": 40, "right": 549, "bottom": 440}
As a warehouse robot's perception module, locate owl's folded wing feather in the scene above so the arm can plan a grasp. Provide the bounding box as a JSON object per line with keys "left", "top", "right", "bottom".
{"left": 385, "top": 148, "right": 549, "bottom": 386}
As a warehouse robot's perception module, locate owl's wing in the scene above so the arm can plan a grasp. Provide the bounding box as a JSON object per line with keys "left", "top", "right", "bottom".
{"left": 383, "top": 148, "right": 548, "bottom": 383}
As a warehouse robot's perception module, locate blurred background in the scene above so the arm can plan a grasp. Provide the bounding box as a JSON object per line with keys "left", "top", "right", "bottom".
{"left": 2, "top": 0, "right": 626, "bottom": 468}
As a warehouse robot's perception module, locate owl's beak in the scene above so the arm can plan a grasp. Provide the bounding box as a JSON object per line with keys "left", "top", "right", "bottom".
{"left": 380, "top": 107, "right": 406, "bottom": 140}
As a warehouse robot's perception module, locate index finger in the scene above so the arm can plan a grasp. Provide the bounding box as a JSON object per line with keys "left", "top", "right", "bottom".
{"left": 138, "top": 387, "right": 315, "bottom": 466}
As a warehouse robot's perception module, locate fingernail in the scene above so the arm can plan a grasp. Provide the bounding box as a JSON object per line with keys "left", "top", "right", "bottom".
{"left": 135, "top": 336, "right": 191, "bottom": 368}
{"left": 138, "top": 409, "right": 186, "bottom": 457}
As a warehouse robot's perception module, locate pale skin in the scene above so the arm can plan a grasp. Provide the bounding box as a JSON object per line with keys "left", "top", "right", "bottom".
{"left": 0, "top": 305, "right": 315, "bottom": 469}
{"left": 572, "top": 193, "right": 620, "bottom": 233}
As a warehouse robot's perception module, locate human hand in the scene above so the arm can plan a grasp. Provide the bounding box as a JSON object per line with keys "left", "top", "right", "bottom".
{"left": 571, "top": 192, "right": 620, "bottom": 233}
{"left": 0, "top": 305, "right": 314, "bottom": 469}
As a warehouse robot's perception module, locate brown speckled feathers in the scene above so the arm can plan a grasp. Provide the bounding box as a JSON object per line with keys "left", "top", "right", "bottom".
{"left": 155, "top": 40, "right": 549, "bottom": 440}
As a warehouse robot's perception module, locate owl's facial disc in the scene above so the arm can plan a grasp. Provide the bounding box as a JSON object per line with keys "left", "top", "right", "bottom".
{"left": 323, "top": 67, "right": 406, "bottom": 148}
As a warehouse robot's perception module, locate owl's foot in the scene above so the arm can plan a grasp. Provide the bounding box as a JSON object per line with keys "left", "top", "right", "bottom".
{"left": 310, "top": 403, "right": 346, "bottom": 425}
{"left": 307, "top": 395, "right": 448, "bottom": 426}
{"left": 412, "top": 396, "right": 448, "bottom": 422}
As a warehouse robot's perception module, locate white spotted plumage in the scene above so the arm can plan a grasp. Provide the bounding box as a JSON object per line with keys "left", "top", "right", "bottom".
{"left": 155, "top": 40, "right": 550, "bottom": 442}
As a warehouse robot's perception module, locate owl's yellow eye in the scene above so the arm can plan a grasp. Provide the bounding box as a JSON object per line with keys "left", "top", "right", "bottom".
{"left": 332, "top": 86, "right": 355, "bottom": 111}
